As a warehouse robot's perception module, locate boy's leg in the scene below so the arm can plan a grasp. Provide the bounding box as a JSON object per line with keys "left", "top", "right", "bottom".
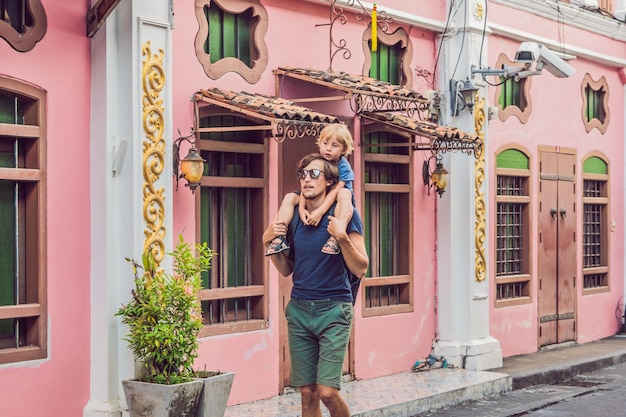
{"left": 322, "top": 189, "right": 354, "bottom": 255}
{"left": 265, "top": 192, "right": 299, "bottom": 256}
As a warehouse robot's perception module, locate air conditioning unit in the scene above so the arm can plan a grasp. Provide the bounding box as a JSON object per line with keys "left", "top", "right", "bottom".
{"left": 570, "top": 0, "right": 599, "bottom": 7}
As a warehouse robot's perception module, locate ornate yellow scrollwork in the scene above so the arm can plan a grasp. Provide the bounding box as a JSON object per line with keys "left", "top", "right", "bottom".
{"left": 475, "top": 1, "right": 485, "bottom": 21}
{"left": 141, "top": 41, "right": 166, "bottom": 264}
{"left": 474, "top": 94, "right": 486, "bottom": 282}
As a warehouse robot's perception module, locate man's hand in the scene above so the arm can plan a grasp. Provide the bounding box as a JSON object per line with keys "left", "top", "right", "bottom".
{"left": 327, "top": 213, "right": 349, "bottom": 241}
{"left": 262, "top": 221, "right": 288, "bottom": 247}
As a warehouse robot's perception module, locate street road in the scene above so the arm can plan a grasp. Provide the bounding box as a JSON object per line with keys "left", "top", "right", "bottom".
{"left": 423, "top": 361, "right": 626, "bottom": 417}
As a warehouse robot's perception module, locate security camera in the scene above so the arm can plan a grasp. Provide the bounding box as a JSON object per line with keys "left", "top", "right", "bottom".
{"left": 514, "top": 42, "right": 541, "bottom": 64}
{"left": 515, "top": 42, "right": 575, "bottom": 78}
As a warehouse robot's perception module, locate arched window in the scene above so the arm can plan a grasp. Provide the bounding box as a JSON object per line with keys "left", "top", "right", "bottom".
{"left": 582, "top": 155, "right": 609, "bottom": 293}
{"left": 495, "top": 148, "right": 531, "bottom": 307}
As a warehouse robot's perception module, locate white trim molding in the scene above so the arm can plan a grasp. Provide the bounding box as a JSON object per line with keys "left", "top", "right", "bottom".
{"left": 490, "top": 0, "right": 626, "bottom": 42}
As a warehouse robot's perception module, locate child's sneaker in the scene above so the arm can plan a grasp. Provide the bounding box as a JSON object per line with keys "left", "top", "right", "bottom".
{"left": 321, "top": 237, "right": 341, "bottom": 255}
{"left": 265, "top": 235, "right": 290, "bottom": 256}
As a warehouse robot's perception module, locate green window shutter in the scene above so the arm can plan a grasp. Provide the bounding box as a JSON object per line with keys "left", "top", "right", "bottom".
{"left": 497, "top": 149, "right": 529, "bottom": 170}
{"left": 370, "top": 42, "right": 402, "bottom": 84}
{"left": 500, "top": 77, "right": 521, "bottom": 109}
{"left": 0, "top": 149, "right": 17, "bottom": 311}
{"left": 205, "top": 5, "right": 253, "bottom": 67}
{"left": 583, "top": 156, "right": 607, "bottom": 175}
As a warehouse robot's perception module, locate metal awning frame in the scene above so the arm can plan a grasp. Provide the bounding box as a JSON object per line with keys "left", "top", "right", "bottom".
{"left": 274, "top": 68, "right": 430, "bottom": 120}
{"left": 360, "top": 112, "right": 482, "bottom": 157}
{"left": 193, "top": 93, "right": 342, "bottom": 143}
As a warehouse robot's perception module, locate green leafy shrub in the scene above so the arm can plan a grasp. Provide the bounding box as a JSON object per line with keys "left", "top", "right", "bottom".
{"left": 117, "top": 236, "right": 215, "bottom": 384}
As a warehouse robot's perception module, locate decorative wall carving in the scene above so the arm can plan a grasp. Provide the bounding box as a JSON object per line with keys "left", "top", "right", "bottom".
{"left": 141, "top": 41, "right": 166, "bottom": 264}
{"left": 474, "top": 95, "right": 486, "bottom": 282}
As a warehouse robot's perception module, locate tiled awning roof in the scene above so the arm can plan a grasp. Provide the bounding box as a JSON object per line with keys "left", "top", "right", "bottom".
{"left": 362, "top": 112, "right": 482, "bottom": 156}
{"left": 194, "top": 88, "right": 343, "bottom": 142}
{"left": 274, "top": 67, "right": 429, "bottom": 117}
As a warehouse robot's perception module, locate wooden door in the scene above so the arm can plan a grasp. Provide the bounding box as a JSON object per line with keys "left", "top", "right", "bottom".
{"left": 538, "top": 151, "right": 577, "bottom": 347}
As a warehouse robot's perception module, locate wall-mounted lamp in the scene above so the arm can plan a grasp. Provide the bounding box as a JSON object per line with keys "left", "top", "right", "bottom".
{"left": 422, "top": 156, "right": 449, "bottom": 198}
{"left": 173, "top": 130, "right": 205, "bottom": 193}
{"left": 450, "top": 78, "right": 479, "bottom": 116}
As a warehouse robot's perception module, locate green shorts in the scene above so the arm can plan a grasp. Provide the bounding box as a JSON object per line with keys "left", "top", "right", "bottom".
{"left": 285, "top": 298, "right": 353, "bottom": 389}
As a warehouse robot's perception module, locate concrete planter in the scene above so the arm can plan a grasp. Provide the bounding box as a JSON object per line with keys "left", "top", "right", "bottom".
{"left": 122, "top": 379, "right": 204, "bottom": 417}
{"left": 194, "top": 371, "right": 235, "bottom": 417}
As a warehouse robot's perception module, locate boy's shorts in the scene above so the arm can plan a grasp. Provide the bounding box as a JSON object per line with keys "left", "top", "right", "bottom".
{"left": 285, "top": 298, "right": 353, "bottom": 389}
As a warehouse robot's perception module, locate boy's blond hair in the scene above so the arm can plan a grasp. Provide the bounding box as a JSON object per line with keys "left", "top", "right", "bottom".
{"left": 316, "top": 124, "right": 354, "bottom": 156}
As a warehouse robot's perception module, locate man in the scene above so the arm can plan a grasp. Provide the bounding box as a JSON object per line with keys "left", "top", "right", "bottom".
{"left": 263, "top": 153, "right": 369, "bottom": 417}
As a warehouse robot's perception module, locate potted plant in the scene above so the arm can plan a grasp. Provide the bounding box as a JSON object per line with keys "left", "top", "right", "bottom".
{"left": 193, "top": 367, "right": 235, "bottom": 417}
{"left": 116, "top": 236, "right": 215, "bottom": 417}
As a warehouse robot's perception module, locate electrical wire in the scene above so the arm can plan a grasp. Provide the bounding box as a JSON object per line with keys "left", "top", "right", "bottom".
{"left": 449, "top": 0, "right": 468, "bottom": 83}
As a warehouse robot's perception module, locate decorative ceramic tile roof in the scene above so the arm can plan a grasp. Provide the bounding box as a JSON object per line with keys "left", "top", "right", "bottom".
{"left": 362, "top": 112, "right": 482, "bottom": 155}
{"left": 274, "top": 67, "right": 429, "bottom": 116}
{"left": 194, "top": 87, "right": 343, "bottom": 142}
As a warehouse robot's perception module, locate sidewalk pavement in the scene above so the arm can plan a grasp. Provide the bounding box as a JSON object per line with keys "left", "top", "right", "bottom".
{"left": 223, "top": 336, "right": 626, "bottom": 417}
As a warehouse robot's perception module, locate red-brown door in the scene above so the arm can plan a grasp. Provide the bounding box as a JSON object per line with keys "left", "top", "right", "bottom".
{"left": 538, "top": 151, "right": 577, "bottom": 347}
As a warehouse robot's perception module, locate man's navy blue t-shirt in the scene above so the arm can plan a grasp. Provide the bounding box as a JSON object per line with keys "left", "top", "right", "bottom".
{"left": 290, "top": 205, "right": 363, "bottom": 302}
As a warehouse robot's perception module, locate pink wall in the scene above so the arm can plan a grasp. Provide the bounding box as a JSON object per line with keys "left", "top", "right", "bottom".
{"left": 172, "top": 0, "right": 440, "bottom": 404}
{"left": 486, "top": 19, "right": 625, "bottom": 356}
{"left": 0, "top": 1, "right": 91, "bottom": 416}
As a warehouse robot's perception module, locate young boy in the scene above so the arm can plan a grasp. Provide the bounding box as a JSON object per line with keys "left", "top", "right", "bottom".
{"left": 265, "top": 123, "right": 355, "bottom": 256}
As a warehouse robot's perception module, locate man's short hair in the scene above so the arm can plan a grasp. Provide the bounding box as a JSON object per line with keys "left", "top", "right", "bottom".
{"left": 297, "top": 153, "right": 339, "bottom": 188}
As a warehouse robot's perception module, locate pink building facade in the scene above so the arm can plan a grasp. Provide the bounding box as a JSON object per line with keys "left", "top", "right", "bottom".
{"left": 0, "top": 1, "right": 624, "bottom": 416}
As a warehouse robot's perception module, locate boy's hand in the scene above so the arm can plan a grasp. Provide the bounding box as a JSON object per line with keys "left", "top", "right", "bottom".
{"left": 300, "top": 207, "right": 312, "bottom": 225}
{"left": 305, "top": 209, "right": 323, "bottom": 227}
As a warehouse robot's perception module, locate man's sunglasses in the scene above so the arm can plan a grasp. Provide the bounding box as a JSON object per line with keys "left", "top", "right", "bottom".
{"left": 297, "top": 169, "right": 324, "bottom": 180}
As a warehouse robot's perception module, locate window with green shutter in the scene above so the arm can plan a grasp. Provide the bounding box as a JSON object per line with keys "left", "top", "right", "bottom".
{"left": 362, "top": 129, "right": 412, "bottom": 316}
{"left": 582, "top": 74, "right": 609, "bottom": 134}
{"left": 196, "top": 114, "right": 268, "bottom": 336}
{"left": 0, "top": 0, "right": 47, "bottom": 52}
{"left": 0, "top": 77, "right": 47, "bottom": 363}
{"left": 195, "top": 0, "right": 269, "bottom": 84}
{"left": 363, "top": 26, "right": 413, "bottom": 88}
{"left": 494, "top": 54, "right": 532, "bottom": 123}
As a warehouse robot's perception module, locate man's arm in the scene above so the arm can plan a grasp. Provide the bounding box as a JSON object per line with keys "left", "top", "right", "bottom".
{"left": 327, "top": 214, "right": 369, "bottom": 278}
{"left": 262, "top": 222, "right": 294, "bottom": 276}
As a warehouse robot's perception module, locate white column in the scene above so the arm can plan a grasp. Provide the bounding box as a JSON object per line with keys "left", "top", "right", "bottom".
{"left": 433, "top": 0, "right": 502, "bottom": 371}
{"left": 85, "top": 1, "right": 173, "bottom": 416}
